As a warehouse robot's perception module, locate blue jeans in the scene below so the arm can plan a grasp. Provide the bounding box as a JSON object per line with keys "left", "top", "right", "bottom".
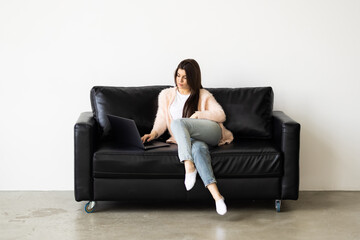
{"left": 170, "top": 118, "right": 221, "bottom": 187}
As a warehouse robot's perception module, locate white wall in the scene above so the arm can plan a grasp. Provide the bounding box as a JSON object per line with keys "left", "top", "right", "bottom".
{"left": 1, "top": 0, "right": 359, "bottom": 190}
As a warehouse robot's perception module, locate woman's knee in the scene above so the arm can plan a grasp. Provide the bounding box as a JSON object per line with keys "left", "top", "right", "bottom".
{"left": 170, "top": 118, "right": 183, "bottom": 132}
{"left": 171, "top": 118, "right": 191, "bottom": 133}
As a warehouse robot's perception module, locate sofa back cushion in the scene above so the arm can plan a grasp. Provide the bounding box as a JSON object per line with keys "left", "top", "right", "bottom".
{"left": 91, "top": 86, "right": 273, "bottom": 139}
{"left": 207, "top": 87, "right": 274, "bottom": 139}
{"left": 91, "top": 86, "right": 170, "bottom": 136}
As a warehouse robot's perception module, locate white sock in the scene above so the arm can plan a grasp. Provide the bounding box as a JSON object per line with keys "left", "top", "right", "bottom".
{"left": 215, "top": 197, "right": 227, "bottom": 215}
{"left": 184, "top": 169, "right": 197, "bottom": 191}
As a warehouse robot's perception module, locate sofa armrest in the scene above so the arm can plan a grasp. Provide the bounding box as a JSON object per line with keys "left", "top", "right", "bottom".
{"left": 74, "top": 112, "right": 97, "bottom": 201}
{"left": 272, "top": 111, "right": 301, "bottom": 200}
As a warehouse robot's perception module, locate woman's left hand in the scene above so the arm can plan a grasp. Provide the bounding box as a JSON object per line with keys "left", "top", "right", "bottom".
{"left": 190, "top": 112, "right": 199, "bottom": 119}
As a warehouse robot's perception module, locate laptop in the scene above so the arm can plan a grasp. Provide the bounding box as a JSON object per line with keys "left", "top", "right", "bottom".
{"left": 107, "top": 114, "right": 170, "bottom": 150}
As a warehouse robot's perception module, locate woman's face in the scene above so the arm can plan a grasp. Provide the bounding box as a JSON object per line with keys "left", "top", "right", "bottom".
{"left": 176, "top": 68, "right": 191, "bottom": 93}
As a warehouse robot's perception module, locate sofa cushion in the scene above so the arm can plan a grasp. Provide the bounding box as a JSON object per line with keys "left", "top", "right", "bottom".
{"left": 207, "top": 87, "right": 274, "bottom": 139}
{"left": 93, "top": 140, "right": 282, "bottom": 179}
{"left": 91, "top": 85, "right": 171, "bottom": 136}
{"left": 210, "top": 140, "right": 282, "bottom": 177}
{"left": 91, "top": 86, "right": 274, "bottom": 139}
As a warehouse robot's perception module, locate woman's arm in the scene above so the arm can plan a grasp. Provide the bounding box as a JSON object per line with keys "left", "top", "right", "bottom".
{"left": 150, "top": 89, "right": 168, "bottom": 138}
{"left": 192, "top": 92, "right": 226, "bottom": 123}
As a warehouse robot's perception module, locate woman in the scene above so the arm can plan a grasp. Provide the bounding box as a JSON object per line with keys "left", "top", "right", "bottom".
{"left": 141, "top": 59, "right": 233, "bottom": 215}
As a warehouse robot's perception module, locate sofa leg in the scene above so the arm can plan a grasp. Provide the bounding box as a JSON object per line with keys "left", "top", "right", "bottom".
{"left": 275, "top": 199, "right": 281, "bottom": 212}
{"left": 85, "top": 201, "right": 96, "bottom": 213}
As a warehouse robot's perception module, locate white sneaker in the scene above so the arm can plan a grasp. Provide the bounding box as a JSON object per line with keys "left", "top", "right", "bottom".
{"left": 184, "top": 169, "right": 197, "bottom": 191}
{"left": 215, "top": 197, "right": 227, "bottom": 215}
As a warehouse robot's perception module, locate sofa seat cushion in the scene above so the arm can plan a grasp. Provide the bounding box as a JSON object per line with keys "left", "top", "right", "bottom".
{"left": 93, "top": 141, "right": 181, "bottom": 178}
{"left": 93, "top": 140, "right": 282, "bottom": 179}
{"left": 210, "top": 140, "right": 282, "bottom": 177}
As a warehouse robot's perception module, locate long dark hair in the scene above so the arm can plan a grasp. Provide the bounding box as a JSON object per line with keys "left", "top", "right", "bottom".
{"left": 174, "top": 59, "right": 203, "bottom": 118}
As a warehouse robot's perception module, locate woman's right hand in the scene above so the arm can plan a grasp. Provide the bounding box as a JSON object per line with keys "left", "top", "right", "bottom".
{"left": 141, "top": 131, "right": 158, "bottom": 143}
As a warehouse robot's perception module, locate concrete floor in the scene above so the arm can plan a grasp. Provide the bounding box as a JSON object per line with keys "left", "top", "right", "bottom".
{"left": 0, "top": 191, "right": 359, "bottom": 240}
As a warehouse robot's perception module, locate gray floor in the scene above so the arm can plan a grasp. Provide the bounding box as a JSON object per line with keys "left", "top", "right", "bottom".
{"left": 0, "top": 191, "right": 359, "bottom": 240}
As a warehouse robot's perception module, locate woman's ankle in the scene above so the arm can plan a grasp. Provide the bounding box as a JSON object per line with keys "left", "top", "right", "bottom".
{"left": 213, "top": 194, "right": 223, "bottom": 201}
{"left": 206, "top": 183, "right": 223, "bottom": 201}
{"left": 184, "top": 160, "right": 196, "bottom": 173}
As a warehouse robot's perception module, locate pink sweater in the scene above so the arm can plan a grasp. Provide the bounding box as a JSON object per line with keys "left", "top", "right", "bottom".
{"left": 152, "top": 87, "right": 234, "bottom": 146}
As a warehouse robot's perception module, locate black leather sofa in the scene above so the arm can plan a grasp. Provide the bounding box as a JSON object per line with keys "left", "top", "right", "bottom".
{"left": 74, "top": 86, "right": 300, "bottom": 213}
